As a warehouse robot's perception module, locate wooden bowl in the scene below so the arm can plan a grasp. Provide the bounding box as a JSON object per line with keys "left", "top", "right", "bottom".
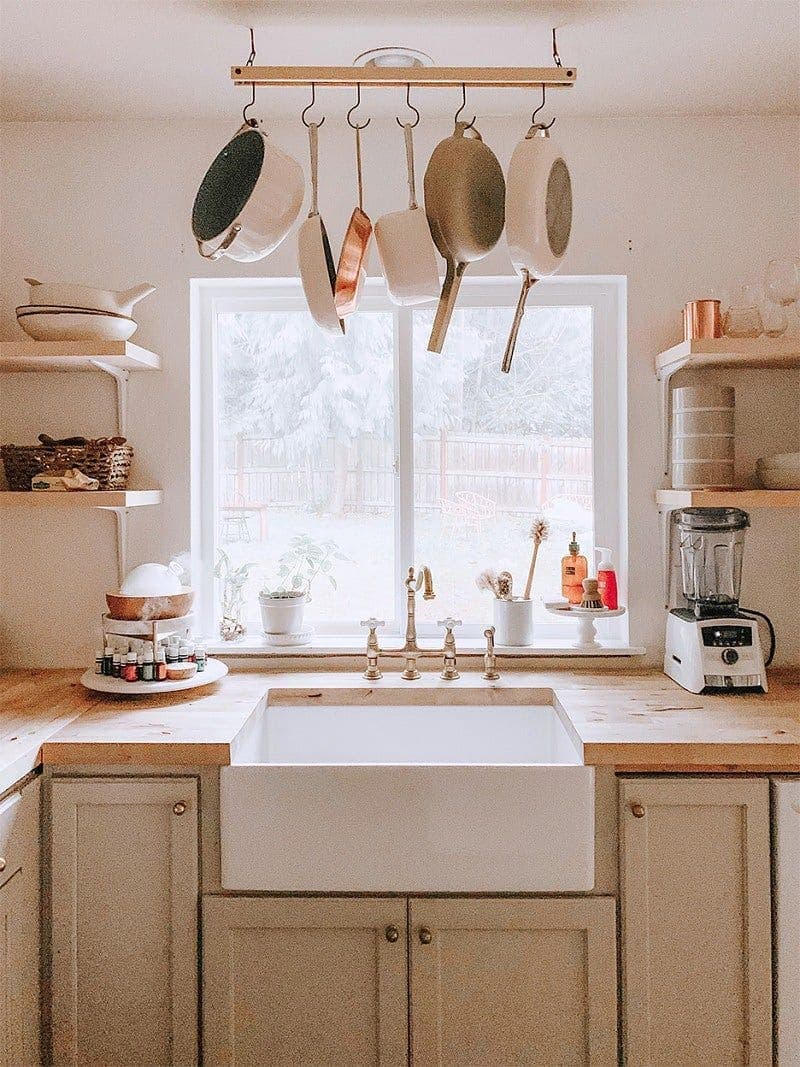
{"left": 105, "top": 591, "right": 195, "bottom": 621}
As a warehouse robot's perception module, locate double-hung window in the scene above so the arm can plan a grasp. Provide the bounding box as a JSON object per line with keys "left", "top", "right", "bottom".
{"left": 193, "top": 275, "right": 626, "bottom": 644}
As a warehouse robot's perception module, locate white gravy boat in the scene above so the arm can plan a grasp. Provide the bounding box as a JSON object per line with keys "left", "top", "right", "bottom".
{"left": 23, "top": 279, "right": 156, "bottom": 317}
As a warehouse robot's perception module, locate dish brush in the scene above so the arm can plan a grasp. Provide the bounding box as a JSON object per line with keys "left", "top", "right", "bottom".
{"left": 579, "top": 578, "right": 603, "bottom": 610}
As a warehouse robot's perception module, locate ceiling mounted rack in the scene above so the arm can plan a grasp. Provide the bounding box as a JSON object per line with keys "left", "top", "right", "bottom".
{"left": 231, "top": 66, "right": 577, "bottom": 88}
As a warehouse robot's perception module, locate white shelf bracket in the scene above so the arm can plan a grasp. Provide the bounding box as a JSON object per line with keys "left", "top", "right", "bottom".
{"left": 658, "top": 365, "right": 675, "bottom": 484}
{"left": 90, "top": 361, "right": 130, "bottom": 436}
{"left": 107, "top": 506, "right": 130, "bottom": 587}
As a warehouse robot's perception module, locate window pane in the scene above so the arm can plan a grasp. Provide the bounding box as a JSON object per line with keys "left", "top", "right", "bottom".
{"left": 412, "top": 305, "right": 593, "bottom": 626}
{"left": 215, "top": 309, "right": 395, "bottom": 634}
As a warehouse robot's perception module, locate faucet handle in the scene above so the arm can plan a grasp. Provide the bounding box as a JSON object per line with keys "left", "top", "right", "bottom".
{"left": 361, "top": 618, "right": 385, "bottom": 681}
{"left": 437, "top": 617, "right": 462, "bottom": 631}
{"left": 360, "top": 617, "right": 386, "bottom": 631}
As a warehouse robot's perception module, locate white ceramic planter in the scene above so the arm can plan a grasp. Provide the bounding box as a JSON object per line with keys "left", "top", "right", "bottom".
{"left": 493, "top": 597, "right": 534, "bottom": 646}
{"left": 259, "top": 591, "right": 307, "bottom": 635}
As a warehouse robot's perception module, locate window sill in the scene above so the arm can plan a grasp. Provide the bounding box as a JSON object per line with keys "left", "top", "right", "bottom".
{"left": 207, "top": 636, "right": 646, "bottom": 659}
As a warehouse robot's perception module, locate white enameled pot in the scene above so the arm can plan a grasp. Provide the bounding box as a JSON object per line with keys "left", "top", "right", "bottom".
{"left": 23, "top": 279, "right": 155, "bottom": 317}
{"left": 192, "top": 123, "right": 304, "bottom": 263}
{"left": 502, "top": 124, "right": 572, "bottom": 372}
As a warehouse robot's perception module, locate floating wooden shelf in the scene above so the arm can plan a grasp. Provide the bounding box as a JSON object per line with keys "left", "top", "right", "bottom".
{"left": 0, "top": 490, "right": 163, "bottom": 509}
{"left": 656, "top": 337, "right": 800, "bottom": 380}
{"left": 656, "top": 488, "right": 800, "bottom": 509}
{"left": 0, "top": 340, "right": 160, "bottom": 373}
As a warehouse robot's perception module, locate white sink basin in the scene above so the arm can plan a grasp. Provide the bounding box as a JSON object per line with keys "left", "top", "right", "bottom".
{"left": 221, "top": 691, "right": 594, "bottom": 893}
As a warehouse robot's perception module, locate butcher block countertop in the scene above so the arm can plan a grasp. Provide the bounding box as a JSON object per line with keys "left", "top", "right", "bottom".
{"left": 0, "top": 666, "right": 798, "bottom": 789}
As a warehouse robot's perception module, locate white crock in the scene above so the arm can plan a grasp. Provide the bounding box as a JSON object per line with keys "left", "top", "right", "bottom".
{"left": 493, "top": 597, "right": 534, "bottom": 646}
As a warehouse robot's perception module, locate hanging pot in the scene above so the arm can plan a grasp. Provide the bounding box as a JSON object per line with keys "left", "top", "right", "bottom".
{"left": 501, "top": 124, "right": 572, "bottom": 372}
{"left": 192, "top": 123, "right": 304, "bottom": 262}
{"left": 374, "top": 122, "right": 439, "bottom": 306}
{"left": 335, "top": 123, "right": 373, "bottom": 317}
{"left": 424, "top": 121, "right": 505, "bottom": 353}
{"left": 298, "top": 123, "right": 344, "bottom": 335}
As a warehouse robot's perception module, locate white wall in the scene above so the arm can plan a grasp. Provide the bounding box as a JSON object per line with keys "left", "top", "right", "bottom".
{"left": 1, "top": 115, "right": 798, "bottom": 667}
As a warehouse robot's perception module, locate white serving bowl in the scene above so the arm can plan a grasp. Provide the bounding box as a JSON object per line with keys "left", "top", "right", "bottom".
{"left": 16, "top": 305, "right": 137, "bottom": 342}
{"left": 756, "top": 452, "right": 800, "bottom": 470}
{"left": 756, "top": 468, "right": 800, "bottom": 490}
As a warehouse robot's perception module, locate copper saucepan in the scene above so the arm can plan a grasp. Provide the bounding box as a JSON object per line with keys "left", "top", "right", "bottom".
{"left": 424, "top": 121, "right": 505, "bottom": 353}
{"left": 335, "top": 113, "right": 372, "bottom": 317}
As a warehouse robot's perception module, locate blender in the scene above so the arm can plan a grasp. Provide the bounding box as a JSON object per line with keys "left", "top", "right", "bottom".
{"left": 664, "top": 508, "right": 774, "bottom": 693}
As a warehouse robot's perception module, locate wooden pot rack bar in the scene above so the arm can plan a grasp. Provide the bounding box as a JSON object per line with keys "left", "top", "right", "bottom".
{"left": 231, "top": 65, "right": 577, "bottom": 88}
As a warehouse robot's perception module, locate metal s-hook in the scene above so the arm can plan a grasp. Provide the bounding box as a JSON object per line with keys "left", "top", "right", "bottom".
{"left": 454, "top": 83, "right": 476, "bottom": 130}
{"left": 531, "top": 83, "right": 556, "bottom": 130}
{"left": 242, "top": 27, "right": 258, "bottom": 127}
{"left": 301, "top": 82, "right": 325, "bottom": 128}
{"left": 396, "top": 83, "right": 420, "bottom": 129}
{"left": 346, "top": 84, "right": 371, "bottom": 130}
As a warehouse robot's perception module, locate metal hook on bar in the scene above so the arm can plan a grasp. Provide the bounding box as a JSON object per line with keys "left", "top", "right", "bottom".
{"left": 396, "top": 83, "right": 420, "bottom": 129}
{"left": 346, "top": 84, "right": 371, "bottom": 130}
{"left": 242, "top": 27, "right": 258, "bottom": 127}
{"left": 454, "top": 83, "right": 476, "bottom": 130}
{"left": 301, "top": 82, "right": 325, "bottom": 128}
{"left": 552, "top": 27, "right": 563, "bottom": 68}
{"left": 531, "top": 83, "right": 556, "bottom": 130}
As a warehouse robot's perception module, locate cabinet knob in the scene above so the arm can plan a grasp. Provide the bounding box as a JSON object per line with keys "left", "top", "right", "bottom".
{"left": 418, "top": 926, "right": 433, "bottom": 945}
{"left": 630, "top": 802, "right": 645, "bottom": 819}
{"left": 172, "top": 801, "right": 187, "bottom": 816}
{"left": 0, "top": 857, "right": 5, "bottom": 873}
{"left": 385, "top": 925, "right": 400, "bottom": 943}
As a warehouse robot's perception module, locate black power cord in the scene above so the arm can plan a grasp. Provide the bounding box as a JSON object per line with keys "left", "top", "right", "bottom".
{"left": 738, "top": 608, "right": 776, "bottom": 667}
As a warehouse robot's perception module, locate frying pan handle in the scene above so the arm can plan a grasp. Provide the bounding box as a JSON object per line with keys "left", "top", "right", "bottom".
{"left": 196, "top": 224, "right": 242, "bottom": 261}
{"left": 428, "top": 260, "right": 467, "bottom": 354}
{"left": 403, "top": 123, "right": 418, "bottom": 210}
{"left": 501, "top": 272, "right": 537, "bottom": 373}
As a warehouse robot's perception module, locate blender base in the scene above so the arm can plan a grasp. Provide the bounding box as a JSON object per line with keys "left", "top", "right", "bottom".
{"left": 664, "top": 610, "right": 768, "bottom": 694}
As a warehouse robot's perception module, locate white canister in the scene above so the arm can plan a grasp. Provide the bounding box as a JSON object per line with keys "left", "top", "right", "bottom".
{"left": 493, "top": 597, "right": 534, "bottom": 646}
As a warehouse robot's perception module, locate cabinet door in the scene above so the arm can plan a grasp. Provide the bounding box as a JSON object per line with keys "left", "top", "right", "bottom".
{"left": 50, "top": 778, "right": 198, "bottom": 1066}
{"left": 620, "top": 777, "right": 771, "bottom": 1066}
{"left": 409, "top": 897, "right": 617, "bottom": 1066}
{"left": 203, "top": 896, "right": 408, "bottom": 1067}
{"left": 774, "top": 778, "right": 800, "bottom": 1066}
{"left": 0, "top": 778, "right": 40, "bottom": 1067}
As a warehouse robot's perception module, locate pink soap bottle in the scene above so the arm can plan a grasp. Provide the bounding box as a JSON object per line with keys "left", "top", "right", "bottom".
{"left": 595, "top": 547, "right": 619, "bottom": 610}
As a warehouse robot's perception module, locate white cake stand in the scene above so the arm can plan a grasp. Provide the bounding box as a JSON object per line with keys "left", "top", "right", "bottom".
{"left": 544, "top": 601, "right": 627, "bottom": 650}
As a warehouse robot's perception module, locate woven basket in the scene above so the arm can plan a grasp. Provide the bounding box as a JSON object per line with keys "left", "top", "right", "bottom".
{"left": 1, "top": 439, "right": 133, "bottom": 491}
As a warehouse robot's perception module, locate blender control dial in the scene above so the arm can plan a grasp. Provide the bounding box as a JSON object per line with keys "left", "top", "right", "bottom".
{"left": 721, "top": 648, "right": 739, "bottom": 665}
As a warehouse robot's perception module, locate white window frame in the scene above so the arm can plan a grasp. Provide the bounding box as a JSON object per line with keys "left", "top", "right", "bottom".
{"left": 191, "top": 275, "right": 627, "bottom": 644}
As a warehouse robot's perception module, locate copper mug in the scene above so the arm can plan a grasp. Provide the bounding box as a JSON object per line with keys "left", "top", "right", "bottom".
{"left": 683, "top": 299, "right": 722, "bottom": 340}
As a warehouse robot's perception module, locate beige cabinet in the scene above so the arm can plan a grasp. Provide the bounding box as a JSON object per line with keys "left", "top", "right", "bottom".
{"left": 409, "top": 897, "right": 618, "bottom": 1066}
{"left": 50, "top": 777, "right": 198, "bottom": 1066}
{"left": 0, "top": 779, "right": 40, "bottom": 1066}
{"left": 202, "top": 896, "right": 408, "bottom": 1066}
{"left": 619, "top": 776, "right": 772, "bottom": 1066}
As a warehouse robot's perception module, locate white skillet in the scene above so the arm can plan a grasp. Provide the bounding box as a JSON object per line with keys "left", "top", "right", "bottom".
{"left": 502, "top": 123, "right": 572, "bottom": 372}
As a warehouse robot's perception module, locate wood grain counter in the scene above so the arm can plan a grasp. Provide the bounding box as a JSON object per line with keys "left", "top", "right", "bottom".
{"left": 0, "top": 666, "right": 797, "bottom": 786}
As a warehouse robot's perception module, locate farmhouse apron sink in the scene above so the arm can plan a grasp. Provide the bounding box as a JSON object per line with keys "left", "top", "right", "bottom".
{"left": 220, "top": 691, "right": 594, "bottom": 893}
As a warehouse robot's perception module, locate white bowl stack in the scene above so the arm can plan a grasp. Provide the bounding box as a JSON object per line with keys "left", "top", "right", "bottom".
{"left": 672, "top": 386, "right": 735, "bottom": 489}
{"left": 756, "top": 452, "right": 800, "bottom": 490}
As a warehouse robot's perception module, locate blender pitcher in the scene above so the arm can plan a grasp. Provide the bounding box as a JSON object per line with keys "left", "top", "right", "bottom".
{"left": 677, "top": 508, "right": 749, "bottom": 616}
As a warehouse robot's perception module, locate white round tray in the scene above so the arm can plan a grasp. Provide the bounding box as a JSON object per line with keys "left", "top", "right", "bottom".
{"left": 544, "top": 601, "right": 626, "bottom": 649}
{"left": 80, "top": 657, "right": 228, "bottom": 695}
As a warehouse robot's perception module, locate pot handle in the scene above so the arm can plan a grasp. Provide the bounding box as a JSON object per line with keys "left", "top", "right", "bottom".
{"left": 196, "top": 223, "right": 242, "bottom": 261}
{"left": 403, "top": 123, "right": 418, "bottom": 210}
{"left": 501, "top": 271, "right": 537, "bottom": 373}
{"left": 428, "top": 260, "right": 467, "bottom": 354}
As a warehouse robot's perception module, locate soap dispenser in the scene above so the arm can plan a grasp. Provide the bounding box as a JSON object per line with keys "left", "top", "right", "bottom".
{"left": 595, "top": 546, "right": 618, "bottom": 609}
{"left": 561, "top": 532, "right": 588, "bottom": 605}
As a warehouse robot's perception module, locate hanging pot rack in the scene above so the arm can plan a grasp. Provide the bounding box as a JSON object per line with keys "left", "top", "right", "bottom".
{"left": 232, "top": 65, "right": 576, "bottom": 88}
{"left": 232, "top": 27, "right": 575, "bottom": 90}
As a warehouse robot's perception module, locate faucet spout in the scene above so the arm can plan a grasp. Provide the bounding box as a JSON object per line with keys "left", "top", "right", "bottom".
{"left": 401, "top": 564, "right": 436, "bottom": 674}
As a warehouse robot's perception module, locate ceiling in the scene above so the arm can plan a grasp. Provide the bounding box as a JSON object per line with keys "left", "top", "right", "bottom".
{"left": 1, "top": 0, "right": 798, "bottom": 122}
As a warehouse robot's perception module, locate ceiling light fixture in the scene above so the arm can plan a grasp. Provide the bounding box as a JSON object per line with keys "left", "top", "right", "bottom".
{"left": 352, "top": 47, "right": 435, "bottom": 69}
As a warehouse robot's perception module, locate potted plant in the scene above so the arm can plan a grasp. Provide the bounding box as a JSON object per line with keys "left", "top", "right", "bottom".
{"left": 259, "top": 535, "right": 349, "bottom": 636}
{"left": 214, "top": 550, "right": 256, "bottom": 642}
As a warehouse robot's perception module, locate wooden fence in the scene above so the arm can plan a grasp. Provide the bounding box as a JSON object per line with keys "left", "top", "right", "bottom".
{"left": 220, "top": 433, "right": 592, "bottom": 514}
